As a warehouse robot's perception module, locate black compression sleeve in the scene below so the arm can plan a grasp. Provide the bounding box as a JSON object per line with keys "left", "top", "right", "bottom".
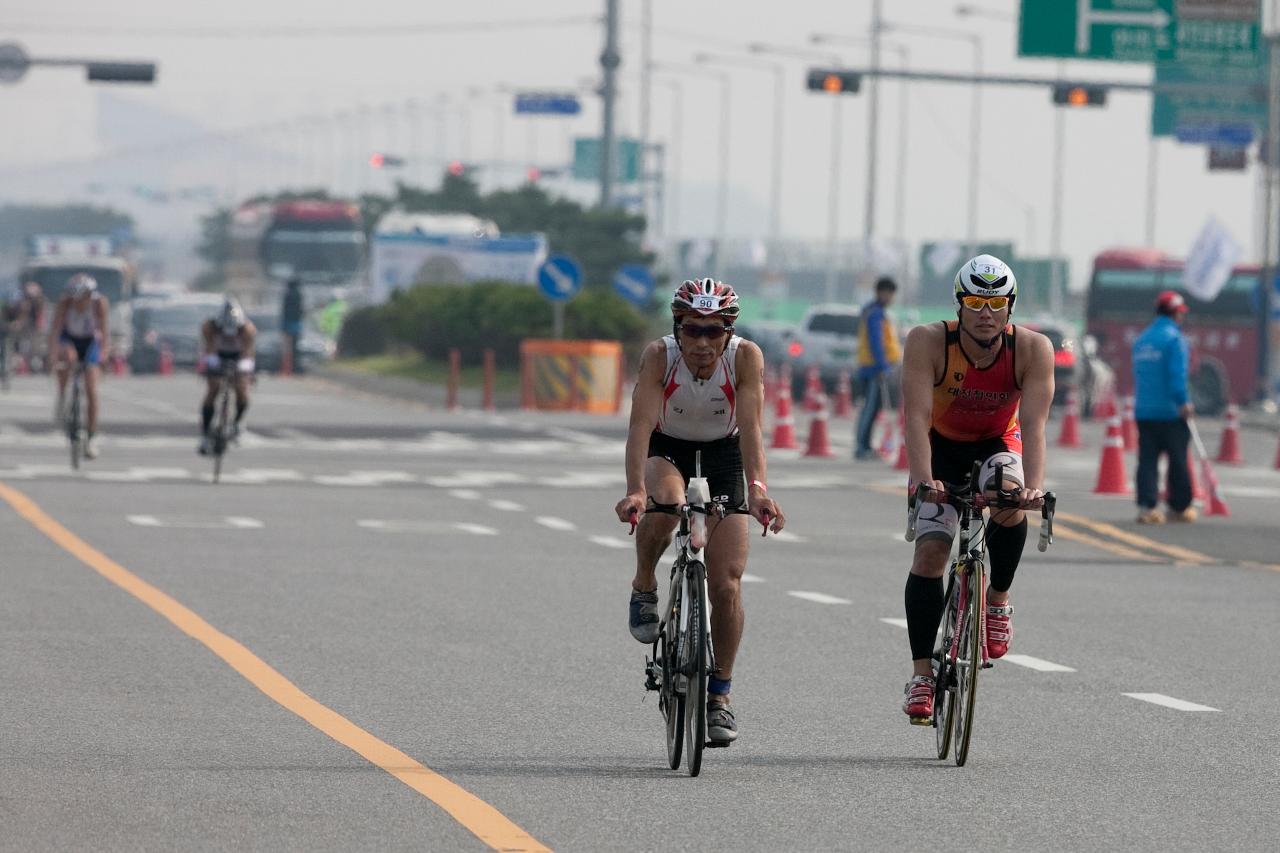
{"left": 987, "top": 517, "right": 1028, "bottom": 593}
{"left": 904, "top": 573, "right": 945, "bottom": 661}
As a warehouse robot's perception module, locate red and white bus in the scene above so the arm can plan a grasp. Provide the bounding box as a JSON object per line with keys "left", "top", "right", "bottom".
{"left": 1085, "top": 247, "right": 1266, "bottom": 414}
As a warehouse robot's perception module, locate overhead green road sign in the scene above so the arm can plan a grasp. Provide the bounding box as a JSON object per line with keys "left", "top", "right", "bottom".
{"left": 1019, "top": 0, "right": 1174, "bottom": 62}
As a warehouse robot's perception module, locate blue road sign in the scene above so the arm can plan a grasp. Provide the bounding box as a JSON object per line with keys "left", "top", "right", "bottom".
{"left": 1175, "top": 123, "right": 1256, "bottom": 147}
{"left": 515, "top": 92, "right": 582, "bottom": 116}
{"left": 538, "top": 254, "right": 583, "bottom": 302}
{"left": 612, "top": 264, "right": 655, "bottom": 307}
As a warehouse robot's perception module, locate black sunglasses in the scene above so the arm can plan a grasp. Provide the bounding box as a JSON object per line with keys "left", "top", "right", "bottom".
{"left": 678, "top": 323, "right": 733, "bottom": 340}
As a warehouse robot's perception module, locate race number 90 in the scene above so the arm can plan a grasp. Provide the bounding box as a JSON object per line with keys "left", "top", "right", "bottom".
{"left": 695, "top": 296, "right": 717, "bottom": 309}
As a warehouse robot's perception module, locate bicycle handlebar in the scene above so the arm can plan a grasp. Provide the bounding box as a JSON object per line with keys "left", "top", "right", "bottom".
{"left": 904, "top": 461, "right": 1057, "bottom": 551}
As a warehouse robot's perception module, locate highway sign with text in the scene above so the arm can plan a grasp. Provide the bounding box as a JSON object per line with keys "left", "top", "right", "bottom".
{"left": 537, "top": 254, "right": 583, "bottom": 302}
{"left": 1019, "top": 0, "right": 1174, "bottom": 62}
{"left": 514, "top": 92, "right": 582, "bottom": 116}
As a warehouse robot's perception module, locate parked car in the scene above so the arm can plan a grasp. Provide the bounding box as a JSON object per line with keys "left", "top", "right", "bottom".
{"left": 1023, "top": 322, "right": 1114, "bottom": 416}
{"left": 248, "top": 311, "right": 334, "bottom": 373}
{"left": 127, "top": 294, "right": 224, "bottom": 373}
{"left": 788, "top": 305, "right": 861, "bottom": 398}
{"left": 734, "top": 320, "right": 799, "bottom": 368}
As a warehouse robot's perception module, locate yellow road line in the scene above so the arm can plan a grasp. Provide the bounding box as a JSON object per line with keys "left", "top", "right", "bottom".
{"left": 1055, "top": 511, "right": 1217, "bottom": 564}
{"left": 0, "top": 483, "right": 550, "bottom": 853}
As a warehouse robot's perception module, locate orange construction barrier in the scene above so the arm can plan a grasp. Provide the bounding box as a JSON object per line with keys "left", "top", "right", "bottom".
{"left": 1215, "top": 404, "right": 1244, "bottom": 464}
{"left": 803, "top": 396, "right": 834, "bottom": 457}
{"left": 1093, "top": 416, "right": 1130, "bottom": 495}
{"left": 1058, "top": 387, "right": 1083, "bottom": 449}
{"left": 519, "top": 339, "right": 624, "bottom": 414}
{"left": 802, "top": 365, "right": 823, "bottom": 412}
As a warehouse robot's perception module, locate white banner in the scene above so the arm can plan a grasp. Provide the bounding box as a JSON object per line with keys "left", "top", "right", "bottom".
{"left": 1184, "top": 217, "right": 1242, "bottom": 303}
{"left": 369, "top": 233, "right": 548, "bottom": 303}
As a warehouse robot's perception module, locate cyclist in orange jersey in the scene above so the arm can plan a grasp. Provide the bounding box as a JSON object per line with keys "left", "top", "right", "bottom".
{"left": 898, "top": 255, "right": 1056, "bottom": 724}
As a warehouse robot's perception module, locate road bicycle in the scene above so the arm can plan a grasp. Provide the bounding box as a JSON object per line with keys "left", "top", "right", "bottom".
{"left": 906, "top": 462, "right": 1056, "bottom": 766}
{"left": 639, "top": 452, "right": 736, "bottom": 777}
{"left": 64, "top": 361, "right": 87, "bottom": 470}
{"left": 208, "top": 358, "right": 243, "bottom": 484}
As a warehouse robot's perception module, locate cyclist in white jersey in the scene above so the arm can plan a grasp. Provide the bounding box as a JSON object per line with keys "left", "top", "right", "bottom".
{"left": 615, "top": 278, "right": 785, "bottom": 746}
{"left": 197, "top": 297, "right": 256, "bottom": 455}
{"left": 48, "top": 273, "right": 109, "bottom": 459}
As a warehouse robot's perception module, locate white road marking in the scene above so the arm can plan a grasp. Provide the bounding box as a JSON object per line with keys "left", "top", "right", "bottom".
{"left": 769, "top": 530, "right": 804, "bottom": 543}
{"left": 453, "top": 522, "right": 498, "bottom": 536}
{"left": 449, "top": 489, "right": 482, "bottom": 500}
{"left": 588, "top": 535, "right": 632, "bottom": 549}
{"left": 788, "top": 591, "right": 851, "bottom": 605}
{"left": 1122, "top": 693, "right": 1221, "bottom": 712}
{"left": 127, "top": 514, "right": 263, "bottom": 529}
{"left": 879, "top": 617, "right": 909, "bottom": 629}
{"left": 488, "top": 499, "right": 525, "bottom": 511}
{"left": 536, "top": 471, "right": 625, "bottom": 489}
{"left": 536, "top": 516, "right": 577, "bottom": 532}
{"left": 741, "top": 573, "right": 766, "bottom": 583}
{"left": 425, "top": 471, "right": 529, "bottom": 488}
{"left": 1002, "top": 654, "right": 1076, "bottom": 673}
{"left": 357, "top": 519, "right": 447, "bottom": 533}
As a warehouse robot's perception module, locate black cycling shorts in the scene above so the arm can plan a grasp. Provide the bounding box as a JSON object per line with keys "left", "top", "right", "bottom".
{"left": 929, "top": 429, "right": 1024, "bottom": 491}
{"left": 647, "top": 430, "right": 747, "bottom": 512}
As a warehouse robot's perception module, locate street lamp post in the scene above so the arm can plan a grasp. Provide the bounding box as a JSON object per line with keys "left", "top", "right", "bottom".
{"left": 748, "top": 42, "right": 846, "bottom": 302}
{"left": 652, "top": 62, "right": 731, "bottom": 280}
{"left": 694, "top": 52, "right": 786, "bottom": 251}
{"left": 652, "top": 77, "right": 684, "bottom": 239}
{"left": 878, "top": 23, "right": 983, "bottom": 258}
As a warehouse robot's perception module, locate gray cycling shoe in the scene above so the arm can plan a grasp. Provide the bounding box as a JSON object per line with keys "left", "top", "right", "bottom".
{"left": 628, "top": 588, "right": 660, "bottom": 643}
{"left": 707, "top": 700, "right": 738, "bottom": 745}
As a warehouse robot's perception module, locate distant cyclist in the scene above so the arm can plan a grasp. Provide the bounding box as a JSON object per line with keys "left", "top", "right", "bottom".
{"left": 48, "top": 273, "right": 109, "bottom": 459}
{"left": 198, "top": 297, "right": 257, "bottom": 455}
{"left": 12, "top": 280, "right": 48, "bottom": 372}
{"left": 897, "top": 255, "right": 1054, "bottom": 724}
{"left": 614, "top": 277, "right": 785, "bottom": 746}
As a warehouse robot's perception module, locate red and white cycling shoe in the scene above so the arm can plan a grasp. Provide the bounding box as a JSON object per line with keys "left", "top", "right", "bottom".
{"left": 986, "top": 602, "right": 1014, "bottom": 659}
{"left": 903, "top": 675, "right": 935, "bottom": 725}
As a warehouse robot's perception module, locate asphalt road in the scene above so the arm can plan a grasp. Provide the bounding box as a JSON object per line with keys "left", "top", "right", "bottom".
{"left": 2, "top": 373, "right": 1277, "bottom": 852}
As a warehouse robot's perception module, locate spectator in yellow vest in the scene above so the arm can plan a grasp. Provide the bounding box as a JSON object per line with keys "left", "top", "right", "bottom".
{"left": 855, "top": 277, "right": 901, "bottom": 459}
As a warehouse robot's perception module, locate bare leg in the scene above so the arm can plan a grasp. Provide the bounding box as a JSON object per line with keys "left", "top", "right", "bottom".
{"left": 631, "top": 457, "right": 682, "bottom": 592}
{"left": 704, "top": 512, "right": 748, "bottom": 696}
{"left": 84, "top": 366, "right": 100, "bottom": 433}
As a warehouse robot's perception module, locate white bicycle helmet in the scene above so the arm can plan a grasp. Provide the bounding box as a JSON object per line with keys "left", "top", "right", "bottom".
{"left": 66, "top": 273, "right": 97, "bottom": 298}
{"left": 953, "top": 254, "right": 1018, "bottom": 315}
{"left": 670, "top": 277, "right": 740, "bottom": 319}
{"left": 216, "top": 296, "right": 246, "bottom": 336}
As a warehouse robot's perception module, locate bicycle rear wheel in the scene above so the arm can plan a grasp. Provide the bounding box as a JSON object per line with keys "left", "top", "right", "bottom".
{"left": 662, "top": 574, "right": 685, "bottom": 770}
{"left": 952, "top": 563, "right": 982, "bottom": 766}
{"left": 934, "top": 572, "right": 959, "bottom": 760}
{"left": 683, "top": 560, "right": 708, "bottom": 777}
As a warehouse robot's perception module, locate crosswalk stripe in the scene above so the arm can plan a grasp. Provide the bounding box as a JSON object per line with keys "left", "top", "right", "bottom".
{"left": 1122, "top": 693, "right": 1220, "bottom": 712}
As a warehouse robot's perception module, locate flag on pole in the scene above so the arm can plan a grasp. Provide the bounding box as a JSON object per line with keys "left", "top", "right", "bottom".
{"left": 1184, "top": 217, "right": 1242, "bottom": 303}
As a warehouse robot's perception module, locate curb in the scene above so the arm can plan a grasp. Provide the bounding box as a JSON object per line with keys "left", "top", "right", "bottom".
{"left": 309, "top": 364, "right": 523, "bottom": 410}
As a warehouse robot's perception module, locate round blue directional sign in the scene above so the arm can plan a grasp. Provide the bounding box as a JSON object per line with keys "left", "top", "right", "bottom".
{"left": 538, "top": 254, "right": 583, "bottom": 302}
{"left": 612, "top": 263, "right": 655, "bottom": 307}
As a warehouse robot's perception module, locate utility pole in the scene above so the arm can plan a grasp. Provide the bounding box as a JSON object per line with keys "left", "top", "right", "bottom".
{"left": 1262, "top": 22, "right": 1280, "bottom": 399}
{"left": 865, "top": 0, "right": 883, "bottom": 244}
{"left": 599, "top": 0, "right": 621, "bottom": 208}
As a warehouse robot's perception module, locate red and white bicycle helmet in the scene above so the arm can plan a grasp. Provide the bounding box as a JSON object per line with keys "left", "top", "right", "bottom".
{"left": 670, "top": 277, "right": 740, "bottom": 319}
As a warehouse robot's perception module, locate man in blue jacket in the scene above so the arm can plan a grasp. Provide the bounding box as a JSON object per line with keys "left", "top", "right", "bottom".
{"left": 854, "top": 277, "right": 901, "bottom": 459}
{"left": 1132, "top": 290, "right": 1195, "bottom": 524}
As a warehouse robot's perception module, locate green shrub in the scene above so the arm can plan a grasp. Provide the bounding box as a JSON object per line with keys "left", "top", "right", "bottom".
{"left": 336, "top": 305, "right": 390, "bottom": 357}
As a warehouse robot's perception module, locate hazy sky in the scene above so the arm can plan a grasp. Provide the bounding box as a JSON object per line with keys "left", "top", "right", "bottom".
{"left": 1, "top": 0, "right": 1270, "bottom": 290}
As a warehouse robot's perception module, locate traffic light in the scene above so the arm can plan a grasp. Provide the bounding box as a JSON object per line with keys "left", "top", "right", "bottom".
{"left": 1051, "top": 84, "right": 1106, "bottom": 107}
{"left": 525, "top": 166, "right": 541, "bottom": 182}
{"left": 806, "top": 68, "right": 860, "bottom": 95}
{"left": 447, "top": 160, "right": 466, "bottom": 176}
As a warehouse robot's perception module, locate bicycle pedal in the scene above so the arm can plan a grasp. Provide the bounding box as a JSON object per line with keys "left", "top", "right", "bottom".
{"left": 704, "top": 739, "right": 732, "bottom": 749}
{"left": 981, "top": 662, "right": 994, "bottom": 669}
{"left": 908, "top": 716, "right": 932, "bottom": 727}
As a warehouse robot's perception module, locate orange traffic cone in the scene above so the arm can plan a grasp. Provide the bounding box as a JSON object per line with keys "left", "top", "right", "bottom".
{"left": 1214, "top": 404, "right": 1244, "bottom": 464}
{"left": 1093, "top": 387, "right": 1117, "bottom": 420}
{"left": 158, "top": 345, "right": 174, "bottom": 376}
{"left": 1058, "top": 387, "right": 1082, "bottom": 448}
{"left": 803, "top": 396, "right": 834, "bottom": 457}
{"left": 1198, "top": 456, "right": 1231, "bottom": 516}
{"left": 803, "top": 365, "right": 823, "bottom": 412}
{"left": 1093, "top": 416, "right": 1130, "bottom": 494}
{"left": 1187, "top": 449, "right": 1206, "bottom": 501}
{"left": 771, "top": 387, "right": 798, "bottom": 450}
{"left": 893, "top": 409, "right": 910, "bottom": 471}
{"left": 1121, "top": 396, "right": 1137, "bottom": 452}
{"left": 833, "top": 370, "right": 854, "bottom": 419}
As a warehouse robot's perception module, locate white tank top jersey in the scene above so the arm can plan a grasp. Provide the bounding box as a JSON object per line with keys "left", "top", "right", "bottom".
{"left": 656, "top": 334, "right": 742, "bottom": 442}
{"left": 63, "top": 297, "right": 100, "bottom": 338}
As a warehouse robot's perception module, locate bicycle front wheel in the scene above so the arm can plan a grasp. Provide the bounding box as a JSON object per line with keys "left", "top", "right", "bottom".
{"left": 952, "top": 563, "right": 983, "bottom": 766}
{"left": 67, "top": 389, "right": 81, "bottom": 471}
{"left": 212, "top": 386, "right": 231, "bottom": 483}
{"left": 662, "top": 586, "right": 685, "bottom": 770}
{"left": 934, "top": 573, "right": 959, "bottom": 760}
{"left": 683, "top": 560, "right": 708, "bottom": 777}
